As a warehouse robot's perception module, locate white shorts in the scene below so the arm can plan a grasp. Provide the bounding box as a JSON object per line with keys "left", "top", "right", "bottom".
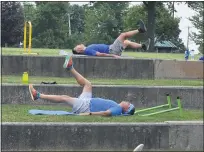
{"left": 109, "top": 38, "right": 124, "bottom": 56}
{"left": 72, "top": 92, "right": 92, "bottom": 114}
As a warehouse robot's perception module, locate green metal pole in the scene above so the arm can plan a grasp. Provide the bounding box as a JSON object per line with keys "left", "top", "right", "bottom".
{"left": 166, "top": 94, "right": 172, "bottom": 108}
{"left": 135, "top": 104, "right": 169, "bottom": 114}
{"left": 177, "top": 96, "right": 182, "bottom": 116}
{"left": 140, "top": 107, "right": 179, "bottom": 116}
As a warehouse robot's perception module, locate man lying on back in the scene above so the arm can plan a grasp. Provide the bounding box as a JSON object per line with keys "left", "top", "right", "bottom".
{"left": 72, "top": 19, "right": 150, "bottom": 58}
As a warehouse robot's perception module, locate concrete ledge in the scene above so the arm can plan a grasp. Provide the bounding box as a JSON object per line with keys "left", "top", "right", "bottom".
{"left": 1, "top": 55, "right": 154, "bottom": 79}
{"left": 2, "top": 55, "right": 203, "bottom": 79}
{"left": 2, "top": 122, "right": 203, "bottom": 151}
{"left": 2, "top": 84, "right": 203, "bottom": 109}
{"left": 154, "top": 59, "right": 203, "bottom": 79}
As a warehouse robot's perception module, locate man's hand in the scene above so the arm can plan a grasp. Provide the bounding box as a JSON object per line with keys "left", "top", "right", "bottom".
{"left": 112, "top": 54, "right": 121, "bottom": 58}
{"left": 96, "top": 52, "right": 121, "bottom": 58}
{"left": 79, "top": 110, "right": 111, "bottom": 116}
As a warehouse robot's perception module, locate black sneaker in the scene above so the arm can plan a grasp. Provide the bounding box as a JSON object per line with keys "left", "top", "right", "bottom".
{"left": 137, "top": 19, "right": 147, "bottom": 33}
{"left": 142, "top": 38, "right": 151, "bottom": 51}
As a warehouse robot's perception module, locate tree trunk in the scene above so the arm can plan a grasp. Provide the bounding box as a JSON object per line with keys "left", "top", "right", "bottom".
{"left": 147, "top": 2, "right": 156, "bottom": 52}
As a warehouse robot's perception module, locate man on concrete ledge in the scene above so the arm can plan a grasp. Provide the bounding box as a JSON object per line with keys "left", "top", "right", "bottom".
{"left": 72, "top": 19, "right": 150, "bottom": 58}
{"left": 29, "top": 55, "right": 135, "bottom": 116}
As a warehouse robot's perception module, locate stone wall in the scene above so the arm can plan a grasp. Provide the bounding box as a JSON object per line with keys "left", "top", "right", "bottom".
{"left": 2, "top": 55, "right": 203, "bottom": 79}
{"left": 2, "top": 84, "right": 203, "bottom": 109}
{"left": 2, "top": 121, "right": 203, "bottom": 151}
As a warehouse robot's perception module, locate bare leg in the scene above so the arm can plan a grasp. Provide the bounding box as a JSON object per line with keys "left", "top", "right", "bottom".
{"left": 70, "top": 67, "right": 92, "bottom": 93}
{"left": 40, "top": 94, "right": 75, "bottom": 106}
{"left": 123, "top": 40, "right": 142, "bottom": 49}
{"left": 29, "top": 84, "right": 75, "bottom": 106}
{"left": 29, "top": 58, "right": 92, "bottom": 106}
{"left": 117, "top": 30, "right": 140, "bottom": 42}
{"left": 115, "top": 19, "right": 147, "bottom": 44}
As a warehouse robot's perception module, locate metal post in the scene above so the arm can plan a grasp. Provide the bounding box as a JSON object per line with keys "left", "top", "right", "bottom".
{"left": 28, "top": 21, "right": 32, "bottom": 53}
{"left": 134, "top": 104, "right": 169, "bottom": 114}
{"left": 166, "top": 94, "right": 172, "bottom": 108}
{"left": 177, "top": 96, "right": 182, "bottom": 116}
{"left": 24, "top": 22, "right": 27, "bottom": 53}
{"left": 140, "top": 107, "right": 179, "bottom": 116}
{"left": 187, "top": 26, "right": 190, "bottom": 49}
{"left": 68, "top": 13, "right": 71, "bottom": 36}
{"left": 23, "top": 21, "right": 37, "bottom": 55}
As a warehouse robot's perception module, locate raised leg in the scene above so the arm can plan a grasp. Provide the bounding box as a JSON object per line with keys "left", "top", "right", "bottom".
{"left": 70, "top": 68, "right": 92, "bottom": 93}
{"left": 123, "top": 40, "right": 142, "bottom": 49}
{"left": 28, "top": 84, "right": 76, "bottom": 106}
{"left": 116, "top": 19, "right": 147, "bottom": 42}
{"left": 63, "top": 55, "right": 92, "bottom": 94}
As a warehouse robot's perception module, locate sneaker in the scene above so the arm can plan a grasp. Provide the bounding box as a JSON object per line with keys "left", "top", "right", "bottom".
{"left": 63, "top": 55, "right": 73, "bottom": 70}
{"left": 133, "top": 144, "right": 144, "bottom": 151}
{"left": 137, "top": 19, "right": 147, "bottom": 33}
{"left": 142, "top": 38, "right": 151, "bottom": 51}
{"left": 29, "top": 84, "right": 40, "bottom": 101}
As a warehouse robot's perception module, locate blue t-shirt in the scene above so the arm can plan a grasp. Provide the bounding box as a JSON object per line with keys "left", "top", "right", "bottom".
{"left": 199, "top": 56, "right": 204, "bottom": 61}
{"left": 185, "top": 50, "right": 190, "bottom": 58}
{"left": 90, "top": 98, "right": 122, "bottom": 116}
{"left": 84, "top": 44, "right": 110, "bottom": 56}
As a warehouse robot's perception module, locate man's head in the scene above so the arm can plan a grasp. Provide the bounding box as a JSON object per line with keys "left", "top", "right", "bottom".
{"left": 72, "top": 44, "right": 86, "bottom": 54}
{"left": 119, "top": 101, "right": 135, "bottom": 115}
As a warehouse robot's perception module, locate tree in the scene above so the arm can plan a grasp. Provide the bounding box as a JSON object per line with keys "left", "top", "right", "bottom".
{"left": 23, "top": 2, "right": 36, "bottom": 22}
{"left": 84, "top": 2, "right": 129, "bottom": 45}
{"left": 69, "top": 4, "right": 85, "bottom": 34}
{"left": 188, "top": 2, "right": 204, "bottom": 54}
{"left": 124, "top": 3, "right": 185, "bottom": 51}
{"left": 32, "top": 2, "right": 70, "bottom": 48}
{"left": 143, "top": 2, "right": 156, "bottom": 52}
{"left": 1, "top": 2, "right": 24, "bottom": 47}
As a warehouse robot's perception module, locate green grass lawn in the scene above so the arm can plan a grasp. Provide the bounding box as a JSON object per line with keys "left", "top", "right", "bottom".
{"left": 2, "top": 75, "right": 203, "bottom": 86}
{"left": 2, "top": 104, "right": 203, "bottom": 122}
{"left": 2, "top": 47, "right": 201, "bottom": 60}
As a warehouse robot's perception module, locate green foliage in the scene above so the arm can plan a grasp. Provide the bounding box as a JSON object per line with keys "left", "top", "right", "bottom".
{"left": 84, "top": 2, "right": 129, "bottom": 45}
{"left": 2, "top": 2, "right": 188, "bottom": 51}
{"left": 23, "top": 2, "right": 36, "bottom": 21}
{"left": 1, "top": 2, "right": 24, "bottom": 47}
{"left": 123, "top": 3, "right": 185, "bottom": 51}
{"left": 32, "top": 2, "right": 70, "bottom": 48}
{"left": 188, "top": 2, "right": 204, "bottom": 54}
{"left": 123, "top": 5, "right": 147, "bottom": 43}
{"left": 70, "top": 4, "right": 85, "bottom": 34}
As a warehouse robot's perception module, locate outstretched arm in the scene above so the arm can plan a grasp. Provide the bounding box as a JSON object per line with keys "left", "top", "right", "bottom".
{"left": 79, "top": 110, "right": 111, "bottom": 117}
{"left": 96, "top": 52, "right": 120, "bottom": 58}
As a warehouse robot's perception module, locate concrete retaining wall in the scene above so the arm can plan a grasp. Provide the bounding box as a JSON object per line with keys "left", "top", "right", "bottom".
{"left": 2, "top": 55, "right": 203, "bottom": 79}
{"left": 154, "top": 59, "right": 203, "bottom": 79}
{"left": 2, "top": 84, "right": 203, "bottom": 109}
{"left": 2, "top": 122, "right": 203, "bottom": 151}
{"left": 1, "top": 55, "right": 154, "bottom": 79}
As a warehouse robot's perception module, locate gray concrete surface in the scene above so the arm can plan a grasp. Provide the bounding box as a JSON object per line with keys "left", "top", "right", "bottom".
{"left": 154, "top": 59, "right": 203, "bottom": 79}
{"left": 2, "top": 84, "right": 203, "bottom": 109}
{"left": 1, "top": 55, "right": 154, "bottom": 79}
{"left": 2, "top": 122, "right": 203, "bottom": 151}
{"left": 2, "top": 55, "right": 203, "bottom": 79}
{"left": 167, "top": 121, "right": 204, "bottom": 151}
